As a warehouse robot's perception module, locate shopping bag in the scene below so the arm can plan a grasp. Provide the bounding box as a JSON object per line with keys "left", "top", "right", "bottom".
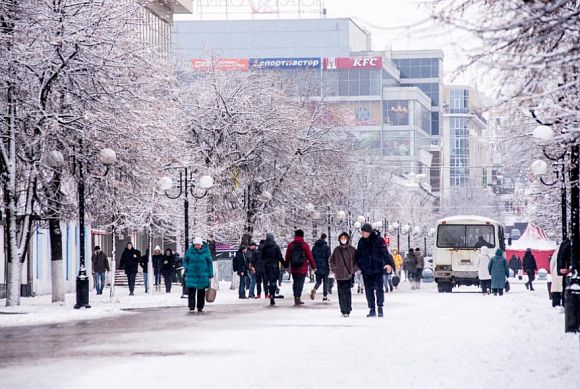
{"left": 505, "top": 280, "right": 510, "bottom": 293}
{"left": 392, "top": 274, "right": 401, "bottom": 287}
{"left": 206, "top": 278, "right": 218, "bottom": 303}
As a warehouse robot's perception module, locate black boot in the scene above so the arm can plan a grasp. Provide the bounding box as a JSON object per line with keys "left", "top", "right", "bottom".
{"left": 378, "top": 306, "right": 384, "bottom": 317}
{"left": 367, "top": 308, "right": 376, "bottom": 317}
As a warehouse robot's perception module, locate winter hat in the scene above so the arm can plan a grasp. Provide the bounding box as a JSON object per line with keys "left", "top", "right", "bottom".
{"left": 193, "top": 237, "right": 203, "bottom": 246}
{"left": 266, "top": 233, "right": 275, "bottom": 241}
{"left": 480, "top": 246, "right": 489, "bottom": 255}
{"left": 361, "top": 223, "right": 373, "bottom": 233}
{"left": 338, "top": 232, "right": 350, "bottom": 244}
{"left": 154, "top": 245, "right": 161, "bottom": 251}
{"left": 495, "top": 248, "right": 504, "bottom": 257}
{"left": 295, "top": 229, "right": 305, "bottom": 237}
{"left": 94, "top": 246, "right": 100, "bottom": 251}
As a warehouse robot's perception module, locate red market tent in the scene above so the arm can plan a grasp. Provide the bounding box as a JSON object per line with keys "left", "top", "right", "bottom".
{"left": 506, "top": 224, "right": 556, "bottom": 273}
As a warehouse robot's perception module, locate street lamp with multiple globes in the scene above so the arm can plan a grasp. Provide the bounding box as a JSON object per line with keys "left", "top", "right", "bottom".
{"left": 159, "top": 168, "right": 213, "bottom": 249}
{"left": 49, "top": 147, "right": 117, "bottom": 310}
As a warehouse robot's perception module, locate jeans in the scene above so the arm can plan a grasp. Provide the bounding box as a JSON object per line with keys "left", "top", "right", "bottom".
{"left": 238, "top": 273, "right": 247, "bottom": 298}
{"left": 415, "top": 269, "right": 423, "bottom": 287}
{"left": 126, "top": 272, "right": 137, "bottom": 294}
{"left": 362, "top": 273, "right": 384, "bottom": 310}
{"left": 247, "top": 272, "right": 257, "bottom": 297}
{"left": 255, "top": 272, "right": 268, "bottom": 296}
{"left": 95, "top": 272, "right": 106, "bottom": 294}
{"left": 383, "top": 273, "right": 393, "bottom": 292}
{"left": 188, "top": 288, "right": 206, "bottom": 311}
{"left": 337, "top": 280, "right": 352, "bottom": 315}
{"left": 154, "top": 271, "right": 162, "bottom": 286}
{"left": 267, "top": 279, "right": 278, "bottom": 299}
{"left": 313, "top": 273, "right": 329, "bottom": 297}
{"left": 292, "top": 274, "right": 306, "bottom": 298}
{"left": 143, "top": 272, "right": 149, "bottom": 292}
{"left": 163, "top": 275, "right": 172, "bottom": 293}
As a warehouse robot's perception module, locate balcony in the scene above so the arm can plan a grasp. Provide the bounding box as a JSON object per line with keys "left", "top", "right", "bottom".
{"left": 443, "top": 107, "right": 487, "bottom": 125}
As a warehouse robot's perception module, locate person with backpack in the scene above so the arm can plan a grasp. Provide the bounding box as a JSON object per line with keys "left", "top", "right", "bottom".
{"left": 522, "top": 248, "right": 538, "bottom": 291}
{"left": 261, "top": 233, "right": 285, "bottom": 306}
{"left": 285, "top": 229, "right": 316, "bottom": 306}
{"left": 356, "top": 224, "right": 394, "bottom": 317}
{"left": 329, "top": 232, "right": 358, "bottom": 317}
{"left": 310, "top": 233, "right": 331, "bottom": 302}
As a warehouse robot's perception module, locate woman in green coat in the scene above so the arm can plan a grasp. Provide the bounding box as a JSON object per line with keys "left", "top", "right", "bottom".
{"left": 488, "top": 249, "right": 509, "bottom": 296}
{"left": 183, "top": 237, "right": 214, "bottom": 312}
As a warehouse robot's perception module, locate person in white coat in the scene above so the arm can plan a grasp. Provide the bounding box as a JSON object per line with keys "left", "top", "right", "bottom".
{"left": 477, "top": 246, "right": 492, "bottom": 295}
{"left": 549, "top": 248, "right": 563, "bottom": 307}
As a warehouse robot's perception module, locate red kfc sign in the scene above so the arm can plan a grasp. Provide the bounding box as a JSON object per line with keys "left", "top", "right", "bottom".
{"left": 323, "top": 56, "right": 383, "bottom": 70}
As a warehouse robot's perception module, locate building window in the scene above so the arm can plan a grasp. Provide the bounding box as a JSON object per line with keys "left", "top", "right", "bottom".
{"left": 393, "top": 58, "right": 439, "bottom": 79}
{"left": 322, "top": 69, "right": 381, "bottom": 97}
{"left": 408, "top": 83, "right": 439, "bottom": 106}
{"left": 450, "top": 88, "right": 470, "bottom": 113}
{"left": 431, "top": 112, "right": 440, "bottom": 136}
{"left": 450, "top": 117, "right": 470, "bottom": 186}
{"left": 414, "top": 101, "right": 431, "bottom": 134}
{"left": 384, "top": 100, "right": 409, "bottom": 126}
{"left": 383, "top": 130, "right": 411, "bottom": 157}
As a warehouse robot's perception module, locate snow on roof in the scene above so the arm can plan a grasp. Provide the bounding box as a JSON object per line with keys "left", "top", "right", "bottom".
{"left": 509, "top": 223, "right": 556, "bottom": 251}
{"left": 436, "top": 215, "right": 500, "bottom": 225}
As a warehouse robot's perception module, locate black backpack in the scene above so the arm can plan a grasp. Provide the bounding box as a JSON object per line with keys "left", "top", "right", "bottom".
{"left": 291, "top": 242, "right": 306, "bottom": 267}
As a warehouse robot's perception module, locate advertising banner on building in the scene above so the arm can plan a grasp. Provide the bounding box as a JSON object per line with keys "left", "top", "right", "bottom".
{"left": 249, "top": 57, "right": 321, "bottom": 69}
{"left": 323, "top": 56, "right": 383, "bottom": 70}
{"left": 191, "top": 58, "right": 249, "bottom": 71}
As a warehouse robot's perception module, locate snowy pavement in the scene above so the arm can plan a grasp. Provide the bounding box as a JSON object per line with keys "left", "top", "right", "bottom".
{"left": 0, "top": 279, "right": 578, "bottom": 389}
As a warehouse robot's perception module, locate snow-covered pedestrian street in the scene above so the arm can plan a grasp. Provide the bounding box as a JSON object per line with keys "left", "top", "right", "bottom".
{"left": 0, "top": 280, "right": 577, "bottom": 389}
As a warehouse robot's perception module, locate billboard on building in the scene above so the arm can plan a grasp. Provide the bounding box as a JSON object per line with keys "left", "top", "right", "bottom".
{"left": 323, "top": 56, "right": 383, "bottom": 70}
{"left": 249, "top": 57, "right": 321, "bottom": 69}
{"left": 191, "top": 58, "right": 249, "bottom": 71}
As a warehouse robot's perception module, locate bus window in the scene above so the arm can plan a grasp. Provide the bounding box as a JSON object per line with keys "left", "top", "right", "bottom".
{"left": 437, "top": 225, "right": 495, "bottom": 249}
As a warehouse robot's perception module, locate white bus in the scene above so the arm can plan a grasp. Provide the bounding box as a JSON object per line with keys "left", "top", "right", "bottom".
{"left": 433, "top": 215, "right": 506, "bottom": 293}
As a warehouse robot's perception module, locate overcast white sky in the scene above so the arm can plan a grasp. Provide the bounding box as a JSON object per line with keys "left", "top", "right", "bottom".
{"left": 176, "top": 0, "right": 483, "bottom": 88}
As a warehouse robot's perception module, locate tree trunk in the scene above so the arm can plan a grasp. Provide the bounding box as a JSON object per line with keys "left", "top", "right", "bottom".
{"left": 49, "top": 219, "right": 65, "bottom": 303}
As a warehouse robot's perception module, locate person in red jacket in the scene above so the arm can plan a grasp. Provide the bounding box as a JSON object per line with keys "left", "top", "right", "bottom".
{"left": 285, "top": 229, "right": 316, "bottom": 306}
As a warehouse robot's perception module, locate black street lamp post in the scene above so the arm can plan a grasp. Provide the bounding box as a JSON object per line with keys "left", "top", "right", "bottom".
{"left": 73, "top": 147, "right": 117, "bottom": 309}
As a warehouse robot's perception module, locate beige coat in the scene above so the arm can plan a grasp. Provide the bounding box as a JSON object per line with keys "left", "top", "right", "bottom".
{"left": 550, "top": 248, "right": 563, "bottom": 293}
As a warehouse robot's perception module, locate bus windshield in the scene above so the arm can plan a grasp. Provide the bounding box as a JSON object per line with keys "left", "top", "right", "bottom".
{"left": 437, "top": 224, "right": 496, "bottom": 249}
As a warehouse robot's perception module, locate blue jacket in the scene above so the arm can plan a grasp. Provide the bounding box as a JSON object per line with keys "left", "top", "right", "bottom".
{"left": 312, "top": 239, "right": 331, "bottom": 276}
{"left": 488, "top": 249, "right": 509, "bottom": 290}
{"left": 356, "top": 231, "right": 393, "bottom": 275}
{"left": 183, "top": 243, "right": 214, "bottom": 290}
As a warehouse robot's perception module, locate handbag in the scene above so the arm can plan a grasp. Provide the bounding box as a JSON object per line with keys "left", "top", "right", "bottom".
{"left": 392, "top": 273, "right": 401, "bottom": 287}
{"left": 505, "top": 280, "right": 510, "bottom": 293}
{"left": 206, "top": 278, "right": 218, "bottom": 303}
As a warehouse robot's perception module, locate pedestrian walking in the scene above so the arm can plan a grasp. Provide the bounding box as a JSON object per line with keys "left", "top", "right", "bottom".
{"left": 233, "top": 245, "right": 249, "bottom": 299}
{"left": 508, "top": 254, "right": 521, "bottom": 279}
{"left": 550, "top": 248, "right": 563, "bottom": 307}
{"left": 414, "top": 248, "right": 425, "bottom": 289}
{"left": 477, "top": 246, "right": 492, "bottom": 294}
{"left": 329, "top": 232, "right": 358, "bottom": 317}
{"left": 91, "top": 246, "right": 110, "bottom": 295}
{"left": 392, "top": 249, "right": 404, "bottom": 280}
{"left": 356, "top": 224, "right": 394, "bottom": 318}
{"left": 405, "top": 249, "right": 418, "bottom": 289}
{"left": 523, "top": 248, "right": 537, "bottom": 291}
{"left": 246, "top": 242, "right": 258, "bottom": 298}
{"left": 310, "top": 233, "right": 331, "bottom": 302}
{"left": 119, "top": 242, "right": 140, "bottom": 296}
{"left": 183, "top": 237, "right": 214, "bottom": 312}
{"left": 161, "top": 248, "right": 176, "bottom": 293}
{"left": 140, "top": 249, "right": 150, "bottom": 293}
{"left": 252, "top": 240, "right": 268, "bottom": 299}
{"left": 488, "top": 249, "right": 509, "bottom": 296}
{"left": 261, "top": 233, "right": 285, "bottom": 306}
{"left": 152, "top": 246, "right": 163, "bottom": 290}
{"left": 284, "top": 229, "right": 316, "bottom": 306}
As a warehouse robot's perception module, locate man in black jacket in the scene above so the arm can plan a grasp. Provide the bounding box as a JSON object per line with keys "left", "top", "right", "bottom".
{"left": 233, "top": 245, "right": 248, "bottom": 299}
{"left": 522, "top": 248, "right": 538, "bottom": 291}
{"left": 261, "top": 233, "right": 284, "bottom": 306}
{"left": 252, "top": 240, "right": 268, "bottom": 298}
{"left": 119, "top": 242, "right": 141, "bottom": 296}
{"left": 310, "top": 234, "right": 331, "bottom": 301}
{"left": 356, "top": 224, "right": 394, "bottom": 318}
